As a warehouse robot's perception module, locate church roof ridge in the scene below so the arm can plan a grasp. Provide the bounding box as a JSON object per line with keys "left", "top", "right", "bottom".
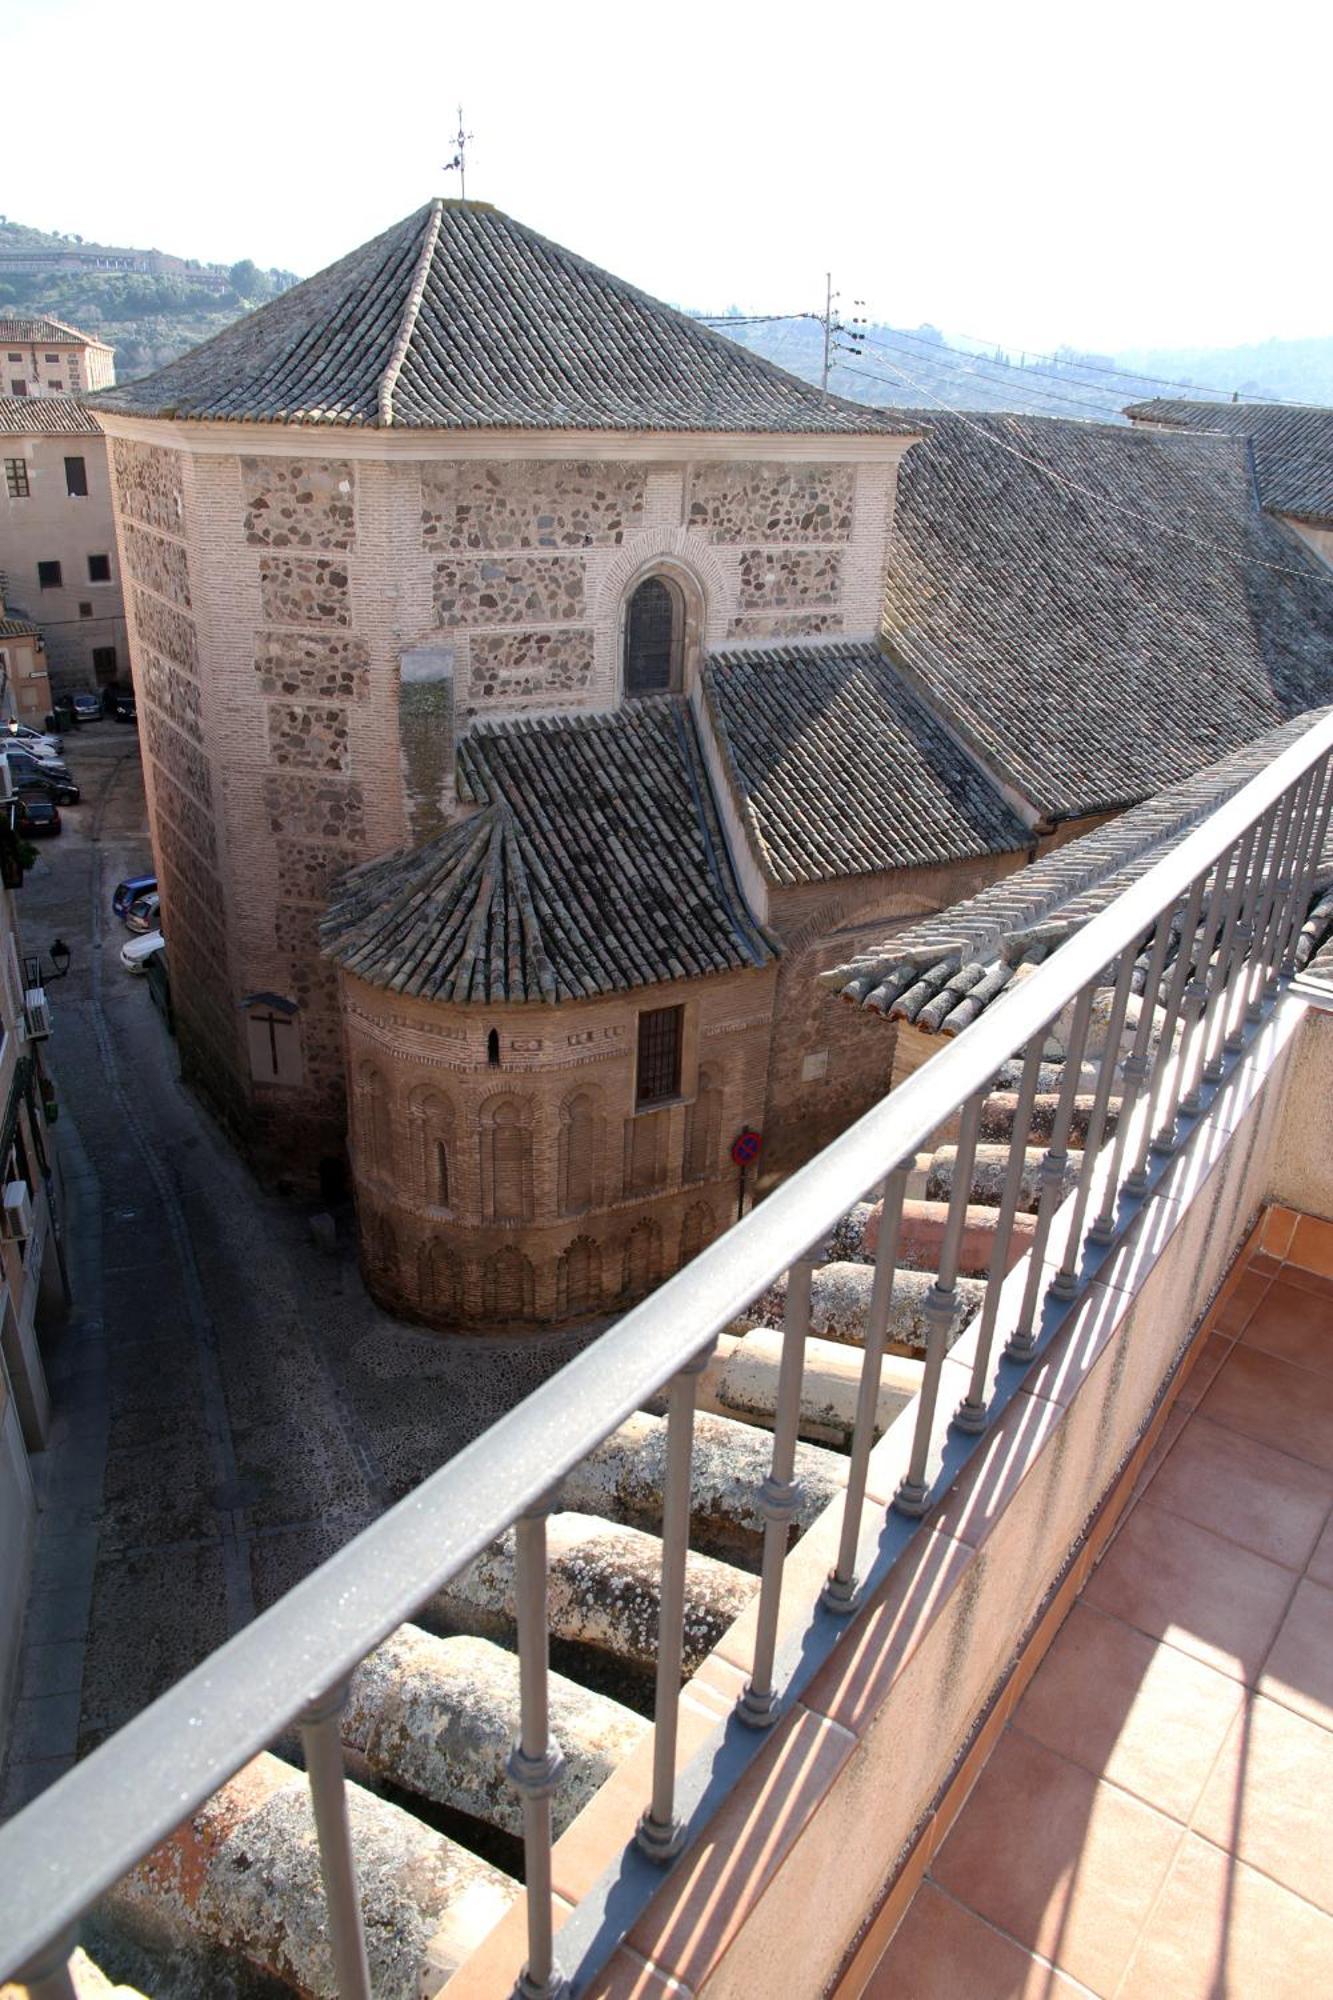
{"left": 89, "top": 200, "right": 918, "bottom": 436}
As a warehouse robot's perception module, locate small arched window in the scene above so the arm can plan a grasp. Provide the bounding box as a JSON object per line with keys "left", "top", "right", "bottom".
{"left": 624, "top": 576, "right": 678, "bottom": 697}
{"left": 487, "top": 1028, "right": 501, "bottom": 1068}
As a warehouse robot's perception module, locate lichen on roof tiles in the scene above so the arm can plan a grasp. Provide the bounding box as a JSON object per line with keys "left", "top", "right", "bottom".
{"left": 321, "top": 699, "right": 775, "bottom": 1004}
{"left": 1125, "top": 398, "right": 1333, "bottom": 527}
{"left": 91, "top": 201, "right": 918, "bottom": 437}
{"left": 882, "top": 410, "right": 1333, "bottom": 823}
{"left": 701, "top": 639, "right": 1030, "bottom": 885}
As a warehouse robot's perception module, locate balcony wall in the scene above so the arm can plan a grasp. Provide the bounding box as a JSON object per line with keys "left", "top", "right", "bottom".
{"left": 443, "top": 996, "right": 1333, "bottom": 1998}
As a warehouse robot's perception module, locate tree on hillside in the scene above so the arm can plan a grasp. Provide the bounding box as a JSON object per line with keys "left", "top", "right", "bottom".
{"left": 228, "top": 258, "right": 269, "bottom": 302}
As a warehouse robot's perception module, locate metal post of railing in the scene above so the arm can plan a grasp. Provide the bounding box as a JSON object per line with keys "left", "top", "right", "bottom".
{"left": 299, "top": 1680, "right": 372, "bottom": 2000}
{"left": 1176, "top": 845, "right": 1238, "bottom": 1121}
{"left": 1196, "top": 821, "right": 1258, "bottom": 1086}
{"left": 738, "top": 1255, "right": 814, "bottom": 1727}
{"left": 638, "top": 1337, "right": 715, "bottom": 1861}
{"left": 1006, "top": 984, "right": 1095, "bottom": 1360}
{"left": 824, "top": 1161, "right": 911, "bottom": 1609}
{"left": 510, "top": 1504, "right": 568, "bottom": 2000}
{"left": 12, "top": 1934, "right": 79, "bottom": 2000}
{"left": 1264, "top": 766, "right": 1320, "bottom": 1001}
{"left": 1128, "top": 872, "right": 1206, "bottom": 1193}
{"left": 896, "top": 1090, "right": 985, "bottom": 1515}
{"left": 1223, "top": 804, "right": 1278, "bottom": 1056}
{"left": 1089, "top": 905, "right": 1178, "bottom": 1242}
{"left": 1050, "top": 939, "right": 1141, "bottom": 1299}
{"left": 1280, "top": 756, "right": 1333, "bottom": 978}
{"left": 956, "top": 1040, "right": 1043, "bottom": 1430}
{"left": 1247, "top": 776, "right": 1307, "bottom": 1021}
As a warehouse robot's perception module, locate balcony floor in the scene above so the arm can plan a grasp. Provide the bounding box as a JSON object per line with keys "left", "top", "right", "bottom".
{"left": 863, "top": 1210, "right": 1333, "bottom": 1999}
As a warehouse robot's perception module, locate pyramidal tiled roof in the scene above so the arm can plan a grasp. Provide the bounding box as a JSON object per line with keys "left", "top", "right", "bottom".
{"left": 92, "top": 201, "right": 917, "bottom": 436}
{"left": 320, "top": 700, "right": 775, "bottom": 1004}
{"left": 1124, "top": 398, "right": 1333, "bottom": 526}
{"left": 0, "top": 314, "right": 111, "bottom": 349}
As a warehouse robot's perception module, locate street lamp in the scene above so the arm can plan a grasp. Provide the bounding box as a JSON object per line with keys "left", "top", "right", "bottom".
{"left": 47, "top": 938, "right": 71, "bottom": 980}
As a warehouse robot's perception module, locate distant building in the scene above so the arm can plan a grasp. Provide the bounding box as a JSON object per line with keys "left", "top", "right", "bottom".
{"left": 0, "top": 396, "right": 127, "bottom": 694}
{"left": 1125, "top": 397, "right": 1333, "bottom": 567}
{"left": 0, "top": 600, "right": 52, "bottom": 728}
{"left": 0, "top": 315, "right": 115, "bottom": 399}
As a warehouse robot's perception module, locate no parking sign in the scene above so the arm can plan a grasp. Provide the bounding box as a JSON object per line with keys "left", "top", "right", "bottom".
{"left": 730, "top": 1128, "right": 763, "bottom": 1168}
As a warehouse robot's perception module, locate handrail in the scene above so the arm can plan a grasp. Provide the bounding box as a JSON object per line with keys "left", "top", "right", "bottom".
{"left": 3, "top": 704, "right": 1332, "bottom": 1992}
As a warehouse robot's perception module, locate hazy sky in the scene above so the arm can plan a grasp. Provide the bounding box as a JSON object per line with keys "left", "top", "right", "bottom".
{"left": 6, "top": 0, "right": 1329, "bottom": 356}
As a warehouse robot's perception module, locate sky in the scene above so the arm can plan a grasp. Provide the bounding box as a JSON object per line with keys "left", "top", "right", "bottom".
{"left": 5, "top": 0, "right": 1330, "bottom": 357}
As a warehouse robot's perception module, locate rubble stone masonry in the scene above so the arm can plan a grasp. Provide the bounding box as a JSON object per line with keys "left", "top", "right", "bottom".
{"left": 111, "top": 437, "right": 186, "bottom": 535}
{"left": 242, "top": 457, "right": 356, "bottom": 548}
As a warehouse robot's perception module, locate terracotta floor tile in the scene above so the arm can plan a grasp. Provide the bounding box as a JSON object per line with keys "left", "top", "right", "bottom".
{"left": 1082, "top": 1499, "right": 1296, "bottom": 1684}
{"left": 1277, "top": 1262, "right": 1333, "bottom": 1304}
{"left": 1119, "top": 1831, "right": 1333, "bottom": 2000}
{"left": 1143, "top": 1411, "right": 1333, "bottom": 1571}
{"left": 1289, "top": 1212, "right": 1333, "bottom": 1279}
{"left": 1174, "top": 1332, "right": 1234, "bottom": 1413}
{"left": 1198, "top": 1343, "right": 1333, "bottom": 1474}
{"left": 1240, "top": 1277, "right": 1333, "bottom": 1379}
{"left": 930, "top": 1729, "right": 1181, "bottom": 1992}
{"left": 1211, "top": 1267, "right": 1270, "bottom": 1336}
{"left": 1309, "top": 1513, "right": 1333, "bottom": 1589}
{"left": 1194, "top": 1695, "right": 1333, "bottom": 1914}
{"left": 862, "top": 1882, "right": 1086, "bottom": 1999}
{"left": 1012, "top": 1602, "right": 1243, "bottom": 1822}
{"left": 1246, "top": 1248, "right": 1284, "bottom": 1281}
{"left": 1258, "top": 1206, "right": 1300, "bottom": 1261}
{"left": 1260, "top": 1576, "right": 1333, "bottom": 1731}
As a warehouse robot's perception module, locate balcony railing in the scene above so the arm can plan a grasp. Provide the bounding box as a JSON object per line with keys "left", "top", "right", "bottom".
{"left": 3, "top": 707, "right": 1333, "bottom": 2000}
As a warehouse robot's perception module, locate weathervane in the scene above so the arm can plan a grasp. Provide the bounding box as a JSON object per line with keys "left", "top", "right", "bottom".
{"left": 444, "top": 107, "right": 474, "bottom": 201}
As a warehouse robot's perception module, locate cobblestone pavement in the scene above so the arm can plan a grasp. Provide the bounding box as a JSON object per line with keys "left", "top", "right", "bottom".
{"left": 1, "top": 727, "right": 600, "bottom": 1816}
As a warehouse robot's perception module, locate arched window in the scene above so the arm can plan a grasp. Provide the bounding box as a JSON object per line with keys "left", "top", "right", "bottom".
{"left": 684, "top": 1068, "right": 723, "bottom": 1182}
{"left": 622, "top": 1218, "right": 661, "bottom": 1299}
{"left": 487, "top": 1028, "right": 501, "bottom": 1068}
{"left": 679, "top": 1201, "right": 716, "bottom": 1268}
{"left": 559, "top": 1090, "right": 600, "bottom": 1215}
{"left": 484, "top": 1246, "right": 534, "bottom": 1320}
{"left": 481, "top": 1095, "right": 534, "bottom": 1223}
{"left": 557, "top": 1236, "right": 602, "bottom": 1317}
{"left": 409, "top": 1087, "right": 454, "bottom": 1211}
{"left": 356, "top": 1061, "right": 392, "bottom": 1178}
{"left": 624, "top": 576, "right": 679, "bottom": 697}
{"left": 417, "top": 1239, "right": 460, "bottom": 1320}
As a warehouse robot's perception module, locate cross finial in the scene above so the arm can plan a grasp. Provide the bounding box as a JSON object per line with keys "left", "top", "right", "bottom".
{"left": 444, "top": 106, "right": 474, "bottom": 202}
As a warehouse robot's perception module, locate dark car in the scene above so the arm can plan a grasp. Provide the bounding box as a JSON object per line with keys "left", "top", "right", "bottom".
{"left": 14, "top": 768, "right": 79, "bottom": 806}
{"left": 114, "top": 872, "right": 157, "bottom": 920}
{"left": 70, "top": 691, "right": 102, "bottom": 722}
{"left": 15, "top": 796, "right": 61, "bottom": 837}
{"left": 113, "top": 693, "right": 138, "bottom": 725}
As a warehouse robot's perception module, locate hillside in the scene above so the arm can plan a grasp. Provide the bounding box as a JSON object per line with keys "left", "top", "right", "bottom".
{"left": 0, "top": 217, "right": 297, "bottom": 380}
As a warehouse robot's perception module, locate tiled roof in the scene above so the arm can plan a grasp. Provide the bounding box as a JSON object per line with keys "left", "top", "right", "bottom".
{"left": 92, "top": 201, "right": 918, "bottom": 436}
{"left": 321, "top": 700, "right": 775, "bottom": 1003}
{"left": 0, "top": 615, "right": 39, "bottom": 638}
{"left": 0, "top": 315, "right": 109, "bottom": 349}
{"left": 0, "top": 395, "right": 101, "bottom": 435}
{"left": 882, "top": 410, "right": 1333, "bottom": 823}
{"left": 701, "top": 640, "right": 1030, "bottom": 886}
{"left": 1124, "top": 399, "right": 1333, "bottom": 526}
{"left": 826, "top": 710, "right": 1333, "bottom": 1029}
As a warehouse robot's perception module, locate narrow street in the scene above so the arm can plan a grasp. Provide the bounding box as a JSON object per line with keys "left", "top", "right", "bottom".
{"left": 1, "top": 729, "right": 597, "bottom": 1813}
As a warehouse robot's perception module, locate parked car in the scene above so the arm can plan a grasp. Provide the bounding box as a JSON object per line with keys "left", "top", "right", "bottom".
{"left": 120, "top": 931, "right": 165, "bottom": 974}
{"left": 12, "top": 768, "right": 79, "bottom": 807}
{"left": 113, "top": 872, "right": 157, "bottom": 920}
{"left": 70, "top": 691, "right": 102, "bottom": 722}
{"left": 113, "top": 693, "right": 138, "bottom": 725}
{"left": 4, "top": 722, "right": 64, "bottom": 758}
{"left": 15, "top": 797, "right": 61, "bottom": 838}
{"left": 113, "top": 868, "right": 156, "bottom": 916}
{"left": 125, "top": 891, "right": 161, "bottom": 934}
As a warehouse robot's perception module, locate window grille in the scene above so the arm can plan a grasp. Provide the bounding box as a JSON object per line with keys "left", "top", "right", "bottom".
{"left": 4, "top": 459, "right": 29, "bottom": 499}
{"left": 624, "top": 576, "right": 676, "bottom": 696}
{"left": 636, "top": 1005, "right": 683, "bottom": 1106}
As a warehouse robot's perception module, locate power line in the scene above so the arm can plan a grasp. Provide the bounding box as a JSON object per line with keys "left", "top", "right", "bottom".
{"left": 850, "top": 328, "right": 1123, "bottom": 421}
{"left": 836, "top": 350, "right": 1332, "bottom": 589}
{"left": 944, "top": 329, "right": 1309, "bottom": 407}
{"left": 691, "top": 312, "right": 818, "bottom": 327}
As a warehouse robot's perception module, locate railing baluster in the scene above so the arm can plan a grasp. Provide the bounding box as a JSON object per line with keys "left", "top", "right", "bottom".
{"left": 1006, "top": 984, "right": 1095, "bottom": 1360}
{"left": 1090, "top": 903, "right": 1178, "bottom": 1241}
{"left": 510, "top": 1506, "right": 567, "bottom": 2000}
{"left": 1197, "top": 822, "right": 1258, "bottom": 1085}
{"left": 896, "top": 1089, "right": 985, "bottom": 1514}
{"left": 1128, "top": 872, "right": 1206, "bottom": 1192}
{"left": 1175, "top": 845, "right": 1239, "bottom": 1121}
{"left": 1247, "top": 776, "right": 1306, "bottom": 1019}
{"left": 956, "top": 1040, "right": 1043, "bottom": 1430}
{"left": 1223, "top": 804, "right": 1278, "bottom": 1056}
{"left": 738, "top": 1254, "right": 814, "bottom": 1727}
{"left": 1280, "top": 756, "right": 1333, "bottom": 978}
{"left": 13, "top": 1935, "right": 79, "bottom": 2000}
{"left": 824, "top": 1160, "right": 911, "bottom": 1608}
{"left": 638, "top": 1339, "right": 715, "bottom": 1860}
{"left": 1050, "top": 940, "right": 1141, "bottom": 1298}
{"left": 299, "top": 1680, "right": 372, "bottom": 2000}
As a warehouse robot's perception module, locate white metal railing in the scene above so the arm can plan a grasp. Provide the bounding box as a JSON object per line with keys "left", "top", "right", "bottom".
{"left": 2, "top": 709, "right": 1332, "bottom": 2000}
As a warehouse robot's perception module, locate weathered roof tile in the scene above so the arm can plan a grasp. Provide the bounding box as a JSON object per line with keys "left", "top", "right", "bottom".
{"left": 1125, "top": 398, "right": 1333, "bottom": 526}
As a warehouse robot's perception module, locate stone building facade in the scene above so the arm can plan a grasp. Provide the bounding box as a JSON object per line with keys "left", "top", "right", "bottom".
{"left": 1, "top": 314, "right": 115, "bottom": 400}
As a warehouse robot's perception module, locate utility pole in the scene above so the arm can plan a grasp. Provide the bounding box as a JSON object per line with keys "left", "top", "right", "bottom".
{"left": 444, "top": 107, "right": 474, "bottom": 201}
{"left": 821, "top": 273, "right": 834, "bottom": 392}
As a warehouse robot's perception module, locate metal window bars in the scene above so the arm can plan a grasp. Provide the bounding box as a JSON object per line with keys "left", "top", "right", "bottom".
{"left": 2, "top": 712, "right": 1332, "bottom": 2000}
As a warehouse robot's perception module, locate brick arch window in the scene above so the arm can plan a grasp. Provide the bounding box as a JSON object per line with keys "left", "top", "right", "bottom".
{"left": 417, "top": 1238, "right": 460, "bottom": 1320}
{"left": 367, "top": 1210, "right": 399, "bottom": 1285}
{"left": 480, "top": 1093, "right": 534, "bottom": 1223}
{"left": 483, "top": 1245, "right": 535, "bottom": 1319}
{"left": 679, "top": 1200, "right": 717, "bottom": 1268}
{"left": 622, "top": 1217, "right": 662, "bottom": 1299}
{"left": 409, "top": 1086, "right": 455, "bottom": 1210}
{"left": 557, "top": 1235, "right": 602, "bottom": 1317}
{"left": 684, "top": 1067, "right": 723, "bottom": 1182}
{"left": 558, "top": 1088, "right": 601, "bottom": 1216}
{"left": 355, "top": 1060, "right": 392, "bottom": 1178}
{"left": 624, "top": 575, "right": 682, "bottom": 697}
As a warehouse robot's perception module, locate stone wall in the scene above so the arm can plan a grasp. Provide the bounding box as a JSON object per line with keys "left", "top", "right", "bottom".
{"left": 122, "top": 523, "right": 192, "bottom": 609}
{"left": 112, "top": 437, "right": 186, "bottom": 535}
{"left": 259, "top": 555, "right": 351, "bottom": 627}
{"left": 687, "top": 462, "right": 855, "bottom": 544}
{"left": 422, "top": 461, "right": 648, "bottom": 551}
{"left": 242, "top": 458, "right": 355, "bottom": 548}
{"left": 433, "top": 554, "right": 585, "bottom": 626}
{"left": 254, "top": 632, "right": 369, "bottom": 701}
{"left": 339, "top": 962, "right": 776, "bottom": 1329}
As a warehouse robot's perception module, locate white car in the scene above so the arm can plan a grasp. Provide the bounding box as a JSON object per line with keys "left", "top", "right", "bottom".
{"left": 120, "top": 931, "right": 165, "bottom": 974}
{"left": 3, "top": 723, "right": 63, "bottom": 760}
